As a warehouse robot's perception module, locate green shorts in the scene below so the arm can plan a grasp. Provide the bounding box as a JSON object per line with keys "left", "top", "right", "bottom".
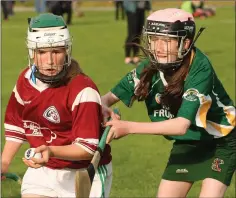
{"left": 162, "top": 129, "right": 236, "bottom": 186}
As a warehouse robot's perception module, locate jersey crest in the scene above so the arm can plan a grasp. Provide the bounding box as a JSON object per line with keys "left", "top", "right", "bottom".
{"left": 43, "top": 106, "right": 60, "bottom": 123}
{"left": 183, "top": 88, "right": 199, "bottom": 101}
{"left": 155, "top": 93, "right": 162, "bottom": 104}
{"left": 211, "top": 158, "right": 224, "bottom": 172}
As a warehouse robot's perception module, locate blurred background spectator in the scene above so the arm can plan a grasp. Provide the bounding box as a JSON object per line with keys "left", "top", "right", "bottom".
{"left": 1, "top": 1, "right": 15, "bottom": 20}
{"left": 114, "top": 0, "right": 125, "bottom": 20}
{"left": 35, "top": 0, "right": 46, "bottom": 13}
{"left": 8, "top": 1, "right": 15, "bottom": 16}
{"left": 123, "top": 0, "right": 152, "bottom": 65}
{"left": 1, "top": 1, "right": 9, "bottom": 20}
{"left": 72, "top": 0, "right": 84, "bottom": 18}
{"left": 180, "top": 0, "right": 216, "bottom": 19}
{"left": 47, "top": 1, "right": 73, "bottom": 25}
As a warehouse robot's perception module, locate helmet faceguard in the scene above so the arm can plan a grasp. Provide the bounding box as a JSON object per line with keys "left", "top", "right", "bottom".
{"left": 26, "top": 13, "right": 72, "bottom": 84}
{"left": 142, "top": 8, "right": 200, "bottom": 73}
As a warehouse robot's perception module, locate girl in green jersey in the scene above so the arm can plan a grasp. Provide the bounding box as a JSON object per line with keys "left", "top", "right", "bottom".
{"left": 102, "top": 8, "right": 235, "bottom": 198}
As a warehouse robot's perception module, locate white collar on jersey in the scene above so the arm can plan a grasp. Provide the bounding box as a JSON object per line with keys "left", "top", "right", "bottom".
{"left": 25, "top": 68, "right": 49, "bottom": 92}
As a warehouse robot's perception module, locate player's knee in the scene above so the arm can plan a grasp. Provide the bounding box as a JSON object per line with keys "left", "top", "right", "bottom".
{"left": 199, "top": 178, "right": 227, "bottom": 198}
{"left": 157, "top": 180, "right": 192, "bottom": 198}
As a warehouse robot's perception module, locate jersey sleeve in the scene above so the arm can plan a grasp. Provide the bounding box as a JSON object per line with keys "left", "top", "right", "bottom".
{"left": 177, "top": 61, "right": 213, "bottom": 129}
{"left": 111, "top": 59, "right": 149, "bottom": 107}
{"left": 4, "top": 85, "right": 26, "bottom": 143}
{"left": 69, "top": 79, "right": 102, "bottom": 155}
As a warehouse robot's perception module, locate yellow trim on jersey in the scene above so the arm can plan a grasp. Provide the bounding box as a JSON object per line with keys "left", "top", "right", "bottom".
{"left": 195, "top": 94, "right": 212, "bottom": 128}
{"left": 223, "top": 106, "right": 236, "bottom": 127}
{"left": 212, "top": 90, "right": 235, "bottom": 128}
{"left": 206, "top": 121, "right": 234, "bottom": 137}
{"left": 189, "top": 50, "right": 195, "bottom": 65}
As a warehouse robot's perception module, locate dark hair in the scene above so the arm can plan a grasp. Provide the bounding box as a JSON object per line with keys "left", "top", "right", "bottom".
{"left": 135, "top": 50, "right": 194, "bottom": 116}
{"left": 50, "top": 58, "right": 84, "bottom": 88}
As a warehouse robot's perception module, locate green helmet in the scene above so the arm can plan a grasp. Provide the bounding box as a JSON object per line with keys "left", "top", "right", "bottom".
{"left": 27, "top": 13, "right": 72, "bottom": 84}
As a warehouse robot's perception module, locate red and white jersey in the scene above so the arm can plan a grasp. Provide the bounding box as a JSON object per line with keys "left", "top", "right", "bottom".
{"left": 4, "top": 68, "right": 111, "bottom": 169}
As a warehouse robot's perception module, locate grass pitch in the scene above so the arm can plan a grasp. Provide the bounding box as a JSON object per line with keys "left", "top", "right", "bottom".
{"left": 1, "top": 5, "right": 235, "bottom": 197}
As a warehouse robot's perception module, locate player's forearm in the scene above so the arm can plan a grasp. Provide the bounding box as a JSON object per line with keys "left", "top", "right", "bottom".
{"left": 128, "top": 117, "right": 190, "bottom": 136}
{"left": 101, "top": 92, "right": 119, "bottom": 107}
{"left": 49, "top": 144, "right": 93, "bottom": 161}
{"left": 2, "top": 140, "right": 22, "bottom": 166}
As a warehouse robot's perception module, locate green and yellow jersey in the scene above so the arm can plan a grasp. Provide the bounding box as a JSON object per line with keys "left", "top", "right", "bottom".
{"left": 111, "top": 47, "right": 235, "bottom": 141}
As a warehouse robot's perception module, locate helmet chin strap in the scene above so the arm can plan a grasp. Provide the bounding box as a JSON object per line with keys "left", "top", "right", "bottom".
{"left": 33, "top": 65, "right": 68, "bottom": 84}
{"left": 30, "top": 64, "right": 37, "bottom": 84}
{"left": 30, "top": 54, "right": 71, "bottom": 84}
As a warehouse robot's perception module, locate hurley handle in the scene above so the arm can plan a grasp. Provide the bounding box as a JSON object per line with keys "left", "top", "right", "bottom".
{"left": 98, "top": 108, "right": 120, "bottom": 151}
{"left": 1, "top": 173, "right": 22, "bottom": 184}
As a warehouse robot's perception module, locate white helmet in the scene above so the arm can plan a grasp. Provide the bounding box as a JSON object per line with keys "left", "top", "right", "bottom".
{"left": 27, "top": 13, "right": 72, "bottom": 84}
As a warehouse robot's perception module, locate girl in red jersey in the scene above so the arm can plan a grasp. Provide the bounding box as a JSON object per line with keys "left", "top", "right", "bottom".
{"left": 1, "top": 13, "right": 112, "bottom": 198}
